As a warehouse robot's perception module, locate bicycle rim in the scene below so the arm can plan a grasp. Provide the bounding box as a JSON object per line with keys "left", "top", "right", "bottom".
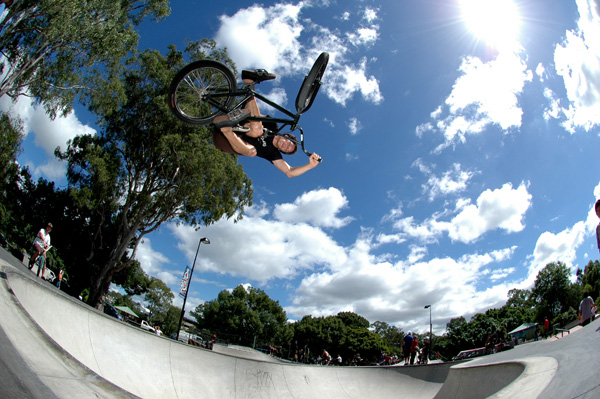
{"left": 295, "top": 52, "right": 329, "bottom": 114}
{"left": 169, "top": 61, "right": 236, "bottom": 126}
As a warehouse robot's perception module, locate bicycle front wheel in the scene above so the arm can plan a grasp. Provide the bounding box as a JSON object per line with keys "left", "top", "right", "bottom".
{"left": 295, "top": 52, "right": 329, "bottom": 114}
{"left": 168, "top": 60, "right": 237, "bottom": 126}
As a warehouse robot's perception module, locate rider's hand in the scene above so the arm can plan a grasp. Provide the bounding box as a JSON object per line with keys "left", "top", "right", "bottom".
{"left": 310, "top": 153, "right": 321, "bottom": 166}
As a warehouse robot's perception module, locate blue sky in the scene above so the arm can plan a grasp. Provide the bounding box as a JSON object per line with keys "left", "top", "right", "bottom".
{"left": 3, "top": 0, "right": 600, "bottom": 334}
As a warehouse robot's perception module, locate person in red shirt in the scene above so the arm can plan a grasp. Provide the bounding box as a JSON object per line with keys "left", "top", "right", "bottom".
{"left": 410, "top": 336, "right": 419, "bottom": 365}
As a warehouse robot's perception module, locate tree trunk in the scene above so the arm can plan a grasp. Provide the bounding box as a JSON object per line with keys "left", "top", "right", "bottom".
{"left": 86, "top": 222, "right": 139, "bottom": 309}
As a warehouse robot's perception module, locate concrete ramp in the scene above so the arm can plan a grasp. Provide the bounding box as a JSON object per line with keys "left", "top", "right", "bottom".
{"left": 1, "top": 252, "right": 594, "bottom": 399}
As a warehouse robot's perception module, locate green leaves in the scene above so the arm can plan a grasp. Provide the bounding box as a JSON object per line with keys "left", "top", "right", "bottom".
{"left": 55, "top": 44, "right": 251, "bottom": 308}
{"left": 0, "top": 0, "right": 170, "bottom": 117}
{"left": 192, "top": 285, "right": 288, "bottom": 347}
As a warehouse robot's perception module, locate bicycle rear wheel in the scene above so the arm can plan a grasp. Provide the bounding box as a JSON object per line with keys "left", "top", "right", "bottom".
{"left": 168, "top": 60, "right": 237, "bottom": 126}
{"left": 295, "top": 52, "right": 329, "bottom": 114}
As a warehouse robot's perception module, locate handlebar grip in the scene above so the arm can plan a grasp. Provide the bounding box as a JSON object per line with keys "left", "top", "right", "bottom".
{"left": 310, "top": 153, "right": 322, "bottom": 163}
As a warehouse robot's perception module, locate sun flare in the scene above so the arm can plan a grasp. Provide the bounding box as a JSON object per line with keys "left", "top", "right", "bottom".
{"left": 459, "top": 0, "right": 521, "bottom": 50}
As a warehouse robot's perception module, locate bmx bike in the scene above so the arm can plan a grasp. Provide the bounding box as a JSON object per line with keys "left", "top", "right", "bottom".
{"left": 168, "top": 52, "right": 329, "bottom": 158}
{"left": 28, "top": 246, "right": 54, "bottom": 281}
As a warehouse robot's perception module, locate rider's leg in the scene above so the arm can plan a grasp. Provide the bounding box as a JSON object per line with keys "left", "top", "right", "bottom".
{"left": 217, "top": 126, "right": 257, "bottom": 157}
{"left": 29, "top": 244, "right": 42, "bottom": 269}
{"left": 36, "top": 255, "right": 45, "bottom": 277}
{"left": 41, "top": 255, "right": 47, "bottom": 278}
{"left": 242, "top": 80, "right": 264, "bottom": 138}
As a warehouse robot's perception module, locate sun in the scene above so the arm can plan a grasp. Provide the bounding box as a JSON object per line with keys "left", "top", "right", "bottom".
{"left": 459, "top": 0, "right": 521, "bottom": 50}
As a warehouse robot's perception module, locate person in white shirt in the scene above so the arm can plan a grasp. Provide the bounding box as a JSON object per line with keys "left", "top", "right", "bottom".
{"left": 29, "top": 222, "right": 52, "bottom": 277}
{"left": 579, "top": 291, "right": 596, "bottom": 326}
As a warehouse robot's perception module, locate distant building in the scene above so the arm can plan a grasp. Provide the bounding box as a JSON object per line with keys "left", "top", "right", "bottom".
{"left": 508, "top": 323, "right": 538, "bottom": 343}
{"left": 114, "top": 306, "right": 140, "bottom": 323}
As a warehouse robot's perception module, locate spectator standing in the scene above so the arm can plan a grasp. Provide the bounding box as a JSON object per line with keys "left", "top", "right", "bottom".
{"left": 207, "top": 333, "right": 216, "bottom": 350}
{"left": 410, "top": 336, "right": 419, "bottom": 365}
{"left": 55, "top": 269, "right": 64, "bottom": 288}
{"left": 579, "top": 291, "right": 596, "bottom": 326}
{"left": 421, "top": 337, "right": 430, "bottom": 364}
{"left": 403, "top": 332, "right": 413, "bottom": 365}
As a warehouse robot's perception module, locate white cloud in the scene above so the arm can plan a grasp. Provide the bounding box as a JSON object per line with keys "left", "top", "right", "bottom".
{"left": 215, "top": 4, "right": 304, "bottom": 73}
{"left": 528, "top": 222, "right": 587, "bottom": 279}
{"left": 392, "top": 182, "right": 532, "bottom": 244}
{"left": 542, "top": 88, "right": 562, "bottom": 121}
{"left": 420, "top": 49, "right": 532, "bottom": 150}
{"left": 256, "top": 87, "right": 288, "bottom": 115}
{"left": 31, "top": 157, "right": 68, "bottom": 181}
{"left": 348, "top": 27, "right": 378, "bottom": 47}
{"left": 325, "top": 57, "right": 383, "bottom": 105}
{"left": 135, "top": 238, "right": 172, "bottom": 277}
{"left": 168, "top": 194, "right": 349, "bottom": 283}
{"left": 535, "top": 62, "right": 547, "bottom": 82}
{"left": 287, "top": 234, "right": 517, "bottom": 332}
{"left": 0, "top": 94, "right": 95, "bottom": 154}
{"left": 447, "top": 52, "right": 531, "bottom": 129}
{"left": 214, "top": 2, "right": 383, "bottom": 107}
{"left": 445, "top": 182, "right": 532, "bottom": 243}
{"left": 347, "top": 117, "right": 362, "bottom": 135}
{"left": 363, "top": 7, "right": 378, "bottom": 23}
{"left": 413, "top": 160, "right": 475, "bottom": 201}
{"left": 0, "top": 92, "right": 95, "bottom": 181}
{"left": 554, "top": 0, "right": 600, "bottom": 132}
{"left": 273, "top": 187, "right": 353, "bottom": 228}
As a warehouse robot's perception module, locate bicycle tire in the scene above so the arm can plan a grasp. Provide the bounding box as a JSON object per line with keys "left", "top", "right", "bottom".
{"left": 168, "top": 60, "right": 237, "bottom": 126}
{"left": 295, "top": 52, "right": 329, "bottom": 114}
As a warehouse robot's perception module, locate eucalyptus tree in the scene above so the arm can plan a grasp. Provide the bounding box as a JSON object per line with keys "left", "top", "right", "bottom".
{"left": 0, "top": 0, "right": 169, "bottom": 116}
{"left": 192, "top": 285, "right": 289, "bottom": 348}
{"left": 531, "top": 261, "right": 575, "bottom": 321}
{"left": 58, "top": 44, "right": 253, "bottom": 308}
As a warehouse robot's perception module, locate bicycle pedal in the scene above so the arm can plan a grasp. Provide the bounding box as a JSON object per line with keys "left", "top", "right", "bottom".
{"left": 232, "top": 125, "right": 250, "bottom": 133}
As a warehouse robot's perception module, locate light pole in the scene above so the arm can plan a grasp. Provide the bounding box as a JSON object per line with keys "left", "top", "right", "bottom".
{"left": 176, "top": 237, "right": 210, "bottom": 341}
{"left": 424, "top": 305, "right": 432, "bottom": 358}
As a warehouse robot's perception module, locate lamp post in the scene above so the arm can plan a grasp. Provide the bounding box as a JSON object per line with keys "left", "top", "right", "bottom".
{"left": 176, "top": 237, "right": 210, "bottom": 341}
{"left": 424, "top": 305, "right": 432, "bottom": 358}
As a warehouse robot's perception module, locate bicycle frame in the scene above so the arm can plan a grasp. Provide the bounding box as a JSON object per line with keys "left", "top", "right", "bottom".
{"left": 205, "top": 86, "right": 314, "bottom": 157}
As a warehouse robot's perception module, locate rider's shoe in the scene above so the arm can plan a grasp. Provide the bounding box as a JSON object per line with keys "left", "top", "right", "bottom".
{"left": 242, "top": 69, "right": 276, "bottom": 84}
{"left": 213, "top": 109, "right": 251, "bottom": 129}
{"left": 232, "top": 125, "right": 250, "bottom": 133}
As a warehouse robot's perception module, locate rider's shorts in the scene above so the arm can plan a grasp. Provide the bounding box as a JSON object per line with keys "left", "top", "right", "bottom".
{"left": 213, "top": 129, "right": 243, "bottom": 156}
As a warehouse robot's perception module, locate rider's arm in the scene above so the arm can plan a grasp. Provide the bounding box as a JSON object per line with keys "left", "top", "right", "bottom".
{"left": 272, "top": 153, "right": 321, "bottom": 178}
{"left": 222, "top": 130, "right": 257, "bottom": 157}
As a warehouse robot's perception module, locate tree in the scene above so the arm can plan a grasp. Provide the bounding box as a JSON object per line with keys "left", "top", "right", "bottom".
{"left": 343, "top": 327, "right": 386, "bottom": 363}
{"left": 0, "top": 113, "right": 23, "bottom": 189}
{"left": 579, "top": 260, "right": 600, "bottom": 303}
{"left": 442, "top": 316, "right": 471, "bottom": 357}
{"left": 0, "top": 112, "right": 24, "bottom": 236}
{"left": 191, "top": 285, "right": 289, "bottom": 348}
{"left": 371, "top": 320, "right": 404, "bottom": 349}
{"left": 531, "top": 261, "right": 574, "bottom": 321}
{"left": 57, "top": 45, "right": 253, "bottom": 309}
{"left": 337, "top": 311, "right": 369, "bottom": 329}
{"left": 145, "top": 277, "right": 174, "bottom": 325}
{"left": 112, "top": 259, "right": 151, "bottom": 296}
{"left": 0, "top": 0, "right": 170, "bottom": 117}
